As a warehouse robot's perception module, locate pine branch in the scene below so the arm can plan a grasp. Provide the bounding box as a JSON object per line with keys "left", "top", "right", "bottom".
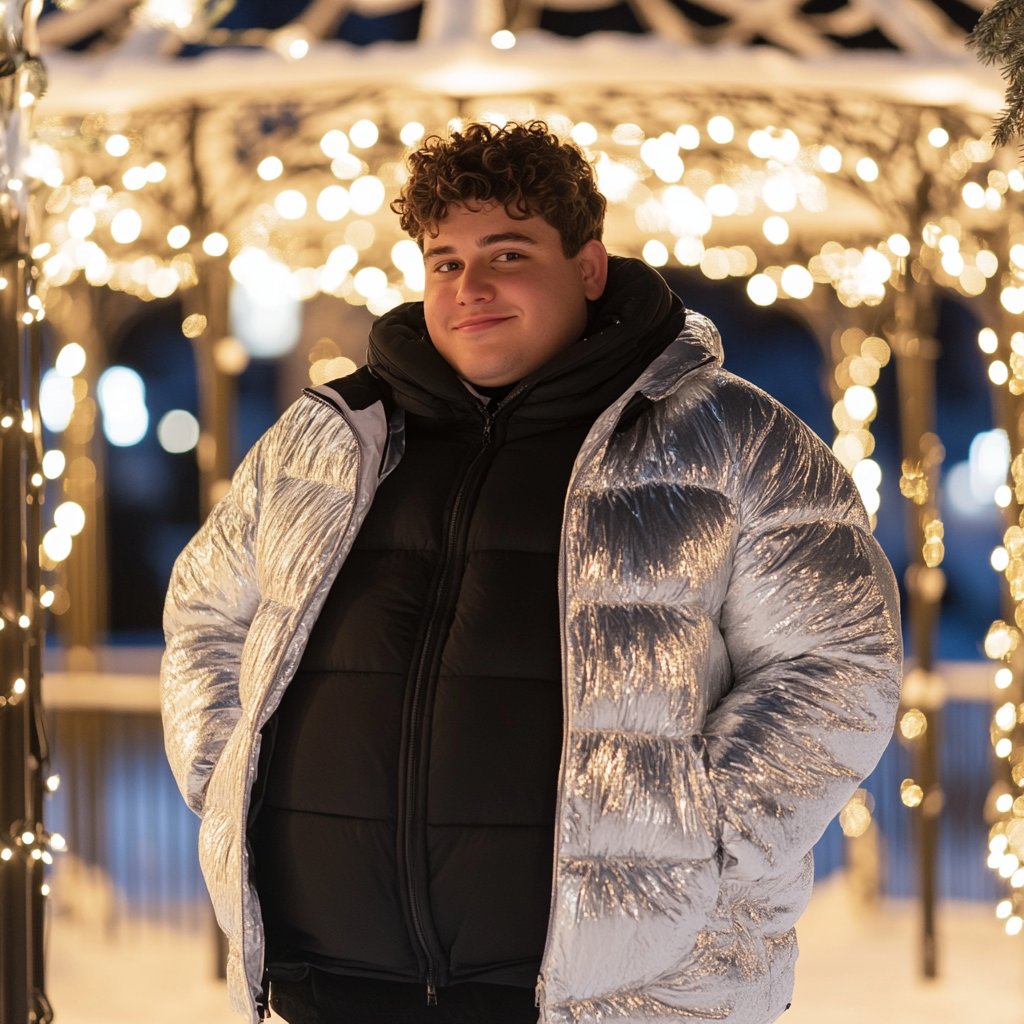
{"left": 967, "top": 0, "right": 1024, "bottom": 147}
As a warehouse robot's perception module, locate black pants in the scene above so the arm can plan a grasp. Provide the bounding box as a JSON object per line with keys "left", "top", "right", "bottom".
{"left": 270, "top": 969, "right": 539, "bottom": 1024}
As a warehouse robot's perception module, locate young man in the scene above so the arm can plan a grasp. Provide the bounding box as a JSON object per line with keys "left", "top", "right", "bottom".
{"left": 161, "top": 122, "right": 901, "bottom": 1024}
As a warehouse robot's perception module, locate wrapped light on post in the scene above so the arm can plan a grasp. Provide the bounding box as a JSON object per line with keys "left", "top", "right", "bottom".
{"left": 980, "top": 319, "right": 1024, "bottom": 933}
{"left": 0, "top": 3, "right": 55, "bottom": 1024}
{"left": 830, "top": 327, "right": 889, "bottom": 528}
{"left": 894, "top": 272, "right": 946, "bottom": 979}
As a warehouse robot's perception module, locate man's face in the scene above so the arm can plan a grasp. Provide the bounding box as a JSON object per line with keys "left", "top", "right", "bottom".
{"left": 422, "top": 203, "right": 608, "bottom": 387}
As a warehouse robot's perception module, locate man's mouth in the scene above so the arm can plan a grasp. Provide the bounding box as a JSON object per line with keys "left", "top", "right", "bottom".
{"left": 453, "top": 315, "right": 514, "bottom": 333}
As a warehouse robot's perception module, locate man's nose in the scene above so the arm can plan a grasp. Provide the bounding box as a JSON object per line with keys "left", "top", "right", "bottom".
{"left": 456, "top": 263, "right": 494, "bottom": 304}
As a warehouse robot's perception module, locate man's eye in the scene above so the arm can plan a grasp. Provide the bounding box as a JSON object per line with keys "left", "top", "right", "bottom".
{"left": 435, "top": 261, "right": 460, "bottom": 272}
{"left": 495, "top": 252, "right": 523, "bottom": 263}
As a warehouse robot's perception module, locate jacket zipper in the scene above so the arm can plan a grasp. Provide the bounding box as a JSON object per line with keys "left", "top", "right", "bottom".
{"left": 402, "top": 383, "right": 530, "bottom": 1004}
{"left": 403, "top": 410, "right": 491, "bottom": 1005}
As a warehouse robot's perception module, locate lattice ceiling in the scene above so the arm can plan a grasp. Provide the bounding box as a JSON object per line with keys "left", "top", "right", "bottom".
{"left": 37, "top": 0, "right": 987, "bottom": 57}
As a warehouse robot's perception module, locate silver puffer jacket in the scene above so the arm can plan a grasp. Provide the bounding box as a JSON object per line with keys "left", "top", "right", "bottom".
{"left": 162, "top": 310, "right": 901, "bottom": 1024}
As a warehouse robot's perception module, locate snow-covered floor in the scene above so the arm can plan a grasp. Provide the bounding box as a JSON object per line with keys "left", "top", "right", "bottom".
{"left": 786, "top": 876, "right": 1024, "bottom": 1024}
{"left": 44, "top": 873, "right": 1024, "bottom": 1023}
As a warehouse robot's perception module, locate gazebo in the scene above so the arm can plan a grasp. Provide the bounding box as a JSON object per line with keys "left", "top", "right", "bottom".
{"left": 1, "top": 0, "right": 1018, "bottom": 1019}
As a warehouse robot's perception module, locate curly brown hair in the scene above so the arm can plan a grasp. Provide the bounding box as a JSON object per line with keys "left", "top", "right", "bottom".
{"left": 391, "top": 120, "right": 606, "bottom": 258}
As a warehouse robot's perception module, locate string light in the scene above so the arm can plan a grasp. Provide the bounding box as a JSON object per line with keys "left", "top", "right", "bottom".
{"left": 257, "top": 156, "right": 283, "bottom": 181}
{"left": 104, "top": 134, "right": 129, "bottom": 156}
{"left": 40, "top": 108, "right": 948, "bottom": 324}
{"left": 167, "top": 224, "right": 190, "bottom": 248}
{"left": 856, "top": 157, "right": 878, "bottom": 182}
{"left": 642, "top": 240, "right": 668, "bottom": 266}
{"left": 762, "top": 216, "right": 789, "bottom": 244}
{"left": 122, "top": 166, "right": 147, "bottom": 190}
{"left": 274, "top": 190, "right": 307, "bottom": 219}
{"left": 349, "top": 120, "right": 378, "bottom": 149}
{"left": 202, "top": 233, "right": 228, "bottom": 257}
{"left": 706, "top": 116, "right": 733, "bottom": 144}
{"left": 839, "top": 789, "right": 874, "bottom": 837}
{"left": 979, "top": 316, "right": 1024, "bottom": 931}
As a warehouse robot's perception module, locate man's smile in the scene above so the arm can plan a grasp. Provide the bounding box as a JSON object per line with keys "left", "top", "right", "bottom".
{"left": 452, "top": 314, "right": 516, "bottom": 333}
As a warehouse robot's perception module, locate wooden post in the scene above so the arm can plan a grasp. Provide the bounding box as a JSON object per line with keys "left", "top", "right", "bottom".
{"left": 54, "top": 281, "right": 106, "bottom": 666}
{"left": 893, "top": 277, "right": 945, "bottom": 979}
{"left": 188, "top": 258, "right": 234, "bottom": 519}
{"left": 0, "top": 7, "right": 52, "bottom": 1020}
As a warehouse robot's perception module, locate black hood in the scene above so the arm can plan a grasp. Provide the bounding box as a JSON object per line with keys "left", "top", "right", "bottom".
{"left": 366, "top": 256, "right": 687, "bottom": 425}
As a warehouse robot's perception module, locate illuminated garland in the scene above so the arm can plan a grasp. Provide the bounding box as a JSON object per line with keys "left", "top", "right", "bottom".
{"left": 985, "top": 341, "right": 1024, "bottom": 932}
{"left": 21, "top": 98, "right": 1024, "bottom": 926}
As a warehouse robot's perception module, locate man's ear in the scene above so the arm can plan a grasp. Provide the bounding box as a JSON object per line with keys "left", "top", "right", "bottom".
{"left": 578, "top": 238, "right": 609, "bottom": 301}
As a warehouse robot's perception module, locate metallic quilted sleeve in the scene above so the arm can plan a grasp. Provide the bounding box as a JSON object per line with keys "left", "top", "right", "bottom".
{"left": 708, "top": 377, "right": 902, "bottom": 882}
{"left": 161, "top": 440, "right": 263, "bottom": 816}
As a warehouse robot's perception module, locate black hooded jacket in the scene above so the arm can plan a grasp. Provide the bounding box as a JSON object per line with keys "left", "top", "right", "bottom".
{"left": 250, "top": 259, "right": 687, "bottom": 1018}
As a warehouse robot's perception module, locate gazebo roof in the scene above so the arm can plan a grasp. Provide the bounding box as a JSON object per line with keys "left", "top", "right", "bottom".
{"left": 36, "top": 0, "right": 1002, "bottom": 114}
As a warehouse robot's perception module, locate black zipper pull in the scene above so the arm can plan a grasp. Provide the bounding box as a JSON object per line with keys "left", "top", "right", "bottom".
{"left": 481, "top": 415, "right": 492, "bottom": 447}
{"left": 427, "top": 976, "right": 438, "bottom": 1005}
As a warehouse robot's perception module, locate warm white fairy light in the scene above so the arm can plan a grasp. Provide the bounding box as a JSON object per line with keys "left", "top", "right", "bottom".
{"left": 746, "top": 274, "right": 777, "bottom": 306}
{"left": 780, "top": 264, "right": 813, "bottom": 299}
{"left": 354, "top": 266, "right": 388, "bottom": 299}
{"left": 704, "top": 184, "right": 737, "bottom": 216}
{"left": 274, "top": 190, "right": 307, "bottom": 219}
{"left": 642, "top": 240, "right": 668, "bottom": 266}
{"left": 257, "top": 156, "right": 283, "bottom": 181}
{"left": 571, "top": 122, "right": 597, "bottom": 147}
{"left": 349, "top": 120, "right": 379, "bottom": 149}
{"left": 167, "top": 224, "right": 190, "bottom": 248}
{"left": 349, "top": 177, "right": 385, "bottom": 216}
{"left": 317, "top": 185, "right": 350, "bottom": 221}
{"left": 400, "top": 122, "right": 425, "bottom": 146}
{"left": 963, "top": 181, "right": 986, "bottom": 208}
{"left": 321, "top": 130, "right": 349, "bottom": 158}
{"left": 706, "top": 116, "right": 733, "bottom": 144}
{"left": 202, "top": 232, "right": 228, "bottom": 256}
{"left": 53, "top": 501, "right": 85, "bottom": 536}
{"left": 111, "top": 208, "right": 142, "bottom": 244}
{"left": 762, "top": 216, "right": 789, "bottom": 244}
{"left": 856, "top": 157, "right": 878, "bottom": 182}
{"left": 67, "top": 208, "right": 95, "bottom": 239}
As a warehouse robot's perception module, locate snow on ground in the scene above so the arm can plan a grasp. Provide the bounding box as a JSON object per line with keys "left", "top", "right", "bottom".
{"left": 786, "top": 875, "right": 1024, "bottom": 1024}
{"left": 47, "top": 914, "right": 237, "bottom": 1024}
{"left": 44, "top": 872, "right": 1024, "bottom": 1023}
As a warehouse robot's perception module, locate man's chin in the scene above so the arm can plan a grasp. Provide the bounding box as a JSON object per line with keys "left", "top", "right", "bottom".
{"left": 447, "top": 353, "right": 521, "bottom": 388}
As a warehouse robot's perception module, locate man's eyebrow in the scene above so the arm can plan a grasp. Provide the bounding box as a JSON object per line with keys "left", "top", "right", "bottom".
{"left": 477, "top": 232, "right": 539, "bottom": 247}
{"left": 423, "top": 232, "right": 540, "bottom": 260}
